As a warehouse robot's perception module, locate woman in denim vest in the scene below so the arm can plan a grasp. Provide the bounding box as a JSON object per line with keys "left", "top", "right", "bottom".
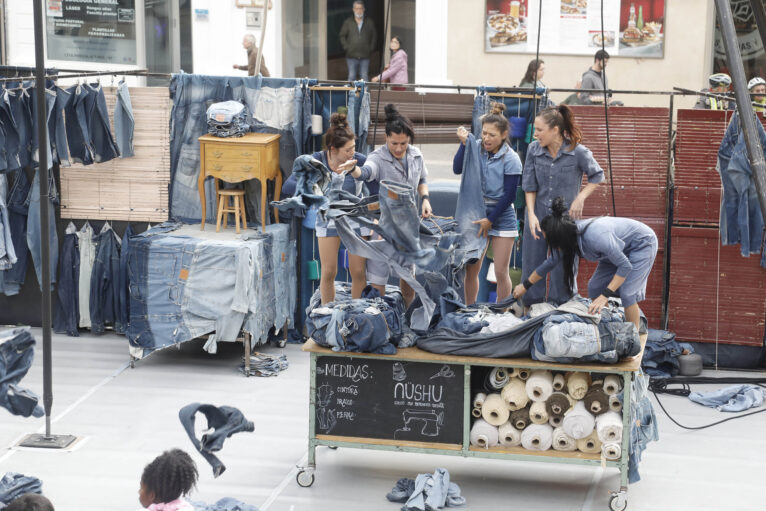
{"left": 521, "top": 104, "right": 604, "bottom": 307}
{"left": 313, "top": 113, "right": 369, "bottom": 304}
{"left": 514, "top": 197, "right": 657, "bottom": 329}
{"left": 453, "top": 102, "right": 522, "bottom": 304}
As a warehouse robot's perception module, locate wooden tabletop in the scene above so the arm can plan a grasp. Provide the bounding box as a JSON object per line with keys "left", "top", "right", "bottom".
{"left": 303, "top": 333, "right": 647, "bottom": 374}
{"left": 198, "top": 132, "right": 280, "bottom": 144}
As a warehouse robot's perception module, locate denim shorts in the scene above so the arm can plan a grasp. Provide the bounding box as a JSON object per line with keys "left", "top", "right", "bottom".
{"left": 486, "top": 201, "right": 518, "bottom": 238}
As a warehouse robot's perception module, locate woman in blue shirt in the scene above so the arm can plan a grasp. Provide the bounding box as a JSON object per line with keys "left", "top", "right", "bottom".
{"left": 453, "top": 102, "right": 522, "bottom": 304}
{"left": 312, "top": 113, "right": 369, "bottom": 304}
{"left": 521, "top": 104, "right": 604, "bottom": 307}
{"left": 513, "top": 197, "right": 658, "bottom": 329}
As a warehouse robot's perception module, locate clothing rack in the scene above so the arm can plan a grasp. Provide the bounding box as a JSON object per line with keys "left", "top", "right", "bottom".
{"left": 0, "top": 68, "right": 164, "bottom": 84}
{"left": 487, "top": 92, "right": 537, "bottom": 99}
{"left": 309, "top": 85, "right": 357, "bottom": 91}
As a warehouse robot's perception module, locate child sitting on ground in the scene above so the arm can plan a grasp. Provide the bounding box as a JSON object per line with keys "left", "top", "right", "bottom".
{"left": 138, "top": 449, "right": 198, "bottom": 511}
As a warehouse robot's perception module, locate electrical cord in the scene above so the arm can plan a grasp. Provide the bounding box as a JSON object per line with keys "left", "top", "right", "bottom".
{"left": 600, "top": 0, "right": 617, "bottom": 217}
{"left": 370, "top": 0, "right": 392, "bottom": 149}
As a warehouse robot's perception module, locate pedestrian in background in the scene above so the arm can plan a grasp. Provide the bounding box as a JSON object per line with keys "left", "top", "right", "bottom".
{"left": 372, "top": 36, "right": 408, "bottom": 90}
{"left": 232, "top": 33, "right": 270, "bottom": 77}
{"left": 340, "top": 1, "right": 377, "bottom": 82}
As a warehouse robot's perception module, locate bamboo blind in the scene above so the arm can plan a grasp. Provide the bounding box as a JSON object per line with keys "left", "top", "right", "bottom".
{"left": 60, "top": 86, "right": 171, "bottom": 222}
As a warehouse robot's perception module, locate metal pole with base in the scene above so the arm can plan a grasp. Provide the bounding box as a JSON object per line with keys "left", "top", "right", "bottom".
{"left": 17, "top": 0, "right": 77, "bottom": 451}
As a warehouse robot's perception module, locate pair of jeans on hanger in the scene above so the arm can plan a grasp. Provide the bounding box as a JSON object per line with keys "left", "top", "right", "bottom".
{"left": 26, "top": 169, "right": 58, "bottom": 291}
{"left": 0, "top": 90, "right": 21, "bottom": 172}
{"left": 0, "top": 326, "right": 44, "bottom": 418}
{"left": 0, "top": 174, "right": 16, "bottom": 273}
{"left": 455, "top": 133, "right": 489, "bottom": 264}
{"left": 89, "top": 226, "right": 121, "bottom": 334}
{"left": 2, "top": 169, "right": 30, "bottom": 295}
{"left": 53, "top": 222, "right": 80, "bottom": 336}
{"left": 49, "top": 86, "right": 71, "bottom": 167}
{"left": 8, "top": 86, "right": 33, "bottom": 169}
{"left": 117, "top": 224, "right": 135, "bottom": 334}
{"left": 113, "top": 80, "right": 135, "bottom": 158}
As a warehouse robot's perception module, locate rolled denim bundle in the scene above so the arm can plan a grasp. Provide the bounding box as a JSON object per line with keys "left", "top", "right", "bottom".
{"left": 545, "top": 391, "right": 573, "bottom": 418}
{"left": 552, "top": 427, "right": 577, "bottom": 451}
{"left": 501, "top": 378, "right": 529, "bottom": 411}
{"left": 517, "top": 368, "right": 530, "bottom": 380}
{"left": 470, "top": 418, "right": 499, "bottom": 448}
{"left": 481, "top": 393, "right": 510, "bottom": 426}
{"left": 584, "top": 384, "right": 610, "bottom": 416}
{"left": 602, "top": 441, "right": 622, "bottom": 460}
{"left": 575, "top": 429, "right": 602, "bottom": 453}
{"left": 511, "top": 406, "right": 531, "bottom": 430}
{"left": 507, "top": 367, "right": 519, "bottom": 378}
{"left": 472, "top": 392, "right": 487, "bottom": 409}
{"left": 526, "top": 370, "right": 554, "bottom": 402}
{"left": 562, "top": 401, "right": 596, "bottom": 439}
{"left": 552, "top": 373, "right": 566, "bottom": 391}
{"left": 608, "top": 393, "right": 622, "bottom": 412}
{"left": 529, "top": 401, "right": 549, "bottom": 424}
{"left": 596, "top": 411, "right": 623, "bottom": 443}
{"left": 485, "top": 367, "right": 510, "bottom": 390}
{"left": 603, "top": 374, "right": 623, "bottom": 395}
{"left": 520, "top": 423, "right": 553, "bottom": 451}
{"left": 498, "top": 421, "right": 522, "bottom": 447}
{"left": 567, "top": 372, "right": 590, "bottom": 400}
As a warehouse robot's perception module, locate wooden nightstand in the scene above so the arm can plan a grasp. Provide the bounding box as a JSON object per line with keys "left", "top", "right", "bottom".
{"left": 198, "top": 132, "right": 282, "bottom": 231}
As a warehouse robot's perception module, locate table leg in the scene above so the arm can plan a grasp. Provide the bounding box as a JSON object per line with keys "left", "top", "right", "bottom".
{"left": 198, "top": 173, "right": 206, "bottom": 231}
{"left": 260, "top": 177, "right": 267, "bottom": 232}
{"left": 244, "top": 332, "right": 251, "bottom": 378}
{"left": 273, "top": 172, "right": 282, "bottom": 225}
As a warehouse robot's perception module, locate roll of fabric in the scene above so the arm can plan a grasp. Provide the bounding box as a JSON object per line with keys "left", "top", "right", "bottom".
{"left": 608, "top": 394, "right": 622, "bottom": 413}
{"left": 552, "top": 373, "right": 566, "bottom": 391}
{"left": 529, "top": 401, "right": 549, "bottom": 424}
{"left": 486, "top": 367, "right": 510, "bottom": 390}
{"left": 498, "top": 421, "right": 522, "bottom": 447}
{"left": 470, "top": 418, "right": 499, "bottom": 448}
{"left": 584, "top": 384, "right": 610, "bottom": 416}
{"left": 566, "top": 372, "right": 590, "bottom": 400}
{"left": 602, "top": 441, "right": 622, "bottom": 460}
{"left": 517, "top": 368, "right": 530, "bottom": 380}
{"left": 471, "top": 407, "right": 482, "bottom": 418}
{"left": 549, "top": 415, "right": 563, "bottom": 428}
{"left": 481, "top": 393, "right": 510, "bottom": 426}
{"left": 575, "top": 430, "right": 602, "bottom": 454}
{"left": 596, "top": 411, "right": 623, "bottom": 443}
{"left": 562, "top": 401, "right": 595, "bottom": 440}
{"left": 526, "top": 370, "right": 554, "bottom": 402}
{"left": 508, "top": 367, "right": 519, "bottom": 378}
{"left": 545, "top": 391, "right": 572, "bottom": 418}
{"left": 520, "top": 423, "right": 553, "bottom": 451}
{"left": 510, "top": 406, "right": 530, "bottom": 430}
{"left": 603, "top": 374, "right": 623, "bottom": 395}
{"left": 552, "top": 426, "right": 577, "bottom": 451}
{"left": 472, "top": 392, "right": 487, "bottom": 409}
{"left": 501, "top": 378, "right": 529, "bottom": 411}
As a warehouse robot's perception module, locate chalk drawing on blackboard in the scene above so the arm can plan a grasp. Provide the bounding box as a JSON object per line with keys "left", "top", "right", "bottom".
{"left": 429, "top": 365, "right": 456, "bottom": 380}
{"left": 317, "top": 408, "right": 337, "bottom": 433}
{"left": 317, "top": 384, "right": 334, "bottom": 407}
{"left": 392, "top": 362, "right": 407, "bottom": 381}
{"left": 394, "top": 409, "right": 445, "bottom": 438}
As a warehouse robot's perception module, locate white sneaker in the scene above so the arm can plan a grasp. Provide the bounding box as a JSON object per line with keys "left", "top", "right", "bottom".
{"left": 486, "top": 262, "right": 497, "bottom": 284}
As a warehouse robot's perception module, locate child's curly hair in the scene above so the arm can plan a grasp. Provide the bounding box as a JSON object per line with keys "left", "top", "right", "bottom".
{"left": 141, "top": 449, "right": 198, "bottom": 503}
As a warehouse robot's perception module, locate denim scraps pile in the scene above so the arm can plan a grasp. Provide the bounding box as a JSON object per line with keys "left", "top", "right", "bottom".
{"left": 385, "top": 468, "right": 466, "bottom": 511}
{"left": 207, "top": 101, "right": 249, "bottom": 138}
{"left": 306, "top": 284, "right": 410, "bottom": 354}
{"left": 239, "top": 352, "right": 288, "bottom": 377}
{"left": 0, "top": 327, "right": 43, "bottom": 418}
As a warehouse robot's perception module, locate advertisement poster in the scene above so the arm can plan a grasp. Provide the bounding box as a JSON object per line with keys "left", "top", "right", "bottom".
{"left": 485, "top": 0, "right": 665, "bottom": 58}
{"left": 46, "top": 0, "right": 137, "bottom": 64}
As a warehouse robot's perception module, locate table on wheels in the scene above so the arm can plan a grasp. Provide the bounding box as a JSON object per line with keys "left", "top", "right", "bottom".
{"left": 299, "top": 338, "right": 646, "bottom": 511}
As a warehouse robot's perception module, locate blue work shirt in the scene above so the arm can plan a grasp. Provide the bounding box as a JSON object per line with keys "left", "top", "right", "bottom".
{"left": 358, "top": 143, "right": 428, "bottom": 191}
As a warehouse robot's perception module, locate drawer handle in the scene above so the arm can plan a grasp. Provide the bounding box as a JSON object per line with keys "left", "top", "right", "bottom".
{"left": 241, "top": 151, "right": 253, "bottom": 157}
{"left": 212, "top": 164, "right": 223, "bottom": 171}
{"left": 213, "top": 151, "right": 223, "bottom": 158}
{"left": 241, "top": 165, "right": 254, "bottom": 171}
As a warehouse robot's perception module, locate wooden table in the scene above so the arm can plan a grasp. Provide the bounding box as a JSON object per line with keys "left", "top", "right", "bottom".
{"left": 198, "top": 133, "right": 281, "bottom": 231}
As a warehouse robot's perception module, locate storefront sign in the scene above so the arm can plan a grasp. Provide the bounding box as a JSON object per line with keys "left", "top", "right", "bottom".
{"left": 46, "top": 0, "right": 137, "bottom": 65}
{"left": 485, "top": 0, "right": 665, "bottom": 58}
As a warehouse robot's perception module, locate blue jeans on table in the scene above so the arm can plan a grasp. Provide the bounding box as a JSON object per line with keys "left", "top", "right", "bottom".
{"left": 65, "top": 84, "right": 94, "bottom": 165}
{"left": 53, "top": 226, "right": 79, "bottom": 336}
{"left": 455, "top": 133, "right": 489, "bottom": 263}
{"left": 90, "top": 228, "right": 121, "bottom": 334}
{"left": 346, "top": 58, "right": 369, "bottom": 82}
{"left": 0, "top": 327, "right": 44, "bottom": 418}
{"left": 9, "top": 87, "right": 33, "bottom": 169}
{"left": 0, "top": 90, "right": 21, "bottom": 172}
{"left": 26, "top": 170, "right": 58, "bottom": 291}
{"left": 117, "top": 224, "right": 135, "bottom": 335}
{"left": 49, "top": 87, "right": 71, "bottom": 167}
{"left": 178, "top": 403, "right": 254, "bottom": 478}
{"left": 114, "top": 80, "right": 135, "bottom": 158}
{"left": 84, "top": 83, "right": 120, "bottom": 163}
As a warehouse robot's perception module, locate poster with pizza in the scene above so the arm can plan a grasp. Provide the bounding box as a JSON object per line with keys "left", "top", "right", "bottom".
{"left": 485, "top": 0, "right": 664, "bottom": 58}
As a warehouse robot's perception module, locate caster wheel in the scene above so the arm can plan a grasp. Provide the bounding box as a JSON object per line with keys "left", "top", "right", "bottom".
{"left": 296, "top": 469, "right": 315, "bottom": 487}
{"left": 277, "top": 339, "right": 287, "bottom": 348}
{"left": 328, "top": 445, "right": 338, "bottom": 450}
{"left": 609, "top": 494, "right": 627, "bottom": 511}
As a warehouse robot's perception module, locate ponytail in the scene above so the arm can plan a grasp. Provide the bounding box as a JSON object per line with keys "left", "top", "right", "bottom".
{"left": 539, "top": 197, "right": 579, "bottom": 293}
{"left": 536, "top": 104, "right": 582, "bottom": 150}
{"left": 384, "top": 103, "right": 416, "bottom": 143}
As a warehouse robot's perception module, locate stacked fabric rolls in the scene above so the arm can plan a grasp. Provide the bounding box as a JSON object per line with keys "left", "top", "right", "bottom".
{"left": 470, "top": 368, "right": 626, "bottom": 460}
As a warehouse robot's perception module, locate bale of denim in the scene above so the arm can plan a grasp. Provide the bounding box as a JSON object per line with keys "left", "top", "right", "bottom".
{"left": 0, "top": 472, "right": 43, "bottom": 506}
{"left": 307, "top": 298, "right": 401, "bottom": 355}
{"left": 641, "top": 328, "right": 695, "bottom": 379}
{"left": 0, "top": 327, "right": 44, "bottom": 418}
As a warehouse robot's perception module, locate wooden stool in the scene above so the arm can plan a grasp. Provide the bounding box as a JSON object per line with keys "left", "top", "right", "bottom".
{"left": 216, "top": 189, "right": 247, "bottom": 234}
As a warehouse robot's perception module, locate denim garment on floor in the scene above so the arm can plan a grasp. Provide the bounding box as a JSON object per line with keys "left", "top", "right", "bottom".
{"left": 688, "top": 384, "right": 766, "bottom": 412}
{"left": 117, "top": 224, "right": 135, "bottom": 334}
{"left": 3, "top": 169, "right": 30, "bottom": 296}
{"left": 53, "top": 223, "right": 80, "bottom": 337}
{"left": 84, "top": 83, "right": 120, "bottom": 163}
{"left": 114, "top": 80, "right": 135, "bottom": 157}
{"left": 89, "top": 226, "right": 121, "bottom": 334}
{"left": 189, "top": 497, "right": 260, "bottom": 511}
{"left": 0, "top": 327, "right": 44, "bottom": 418}
{"left": 25, "top": 170, "right": 58, "bottom": 291}
{"left": 178, "top": 403, "right": 255, "bottom": 478}
{"left": 0, "top": 472, "right": 43, "bottom": 505}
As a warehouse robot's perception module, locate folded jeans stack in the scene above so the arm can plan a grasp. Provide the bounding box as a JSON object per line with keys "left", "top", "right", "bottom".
{"left": 207, "top": 100, "right": 249, "bottom": 138}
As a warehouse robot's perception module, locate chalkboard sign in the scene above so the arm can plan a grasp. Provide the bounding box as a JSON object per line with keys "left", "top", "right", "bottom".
{"left": 314, "top": 356, "right": 464, "bottom": 444}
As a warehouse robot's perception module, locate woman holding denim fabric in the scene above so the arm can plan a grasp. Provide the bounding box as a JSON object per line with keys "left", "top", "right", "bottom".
{"left": 513, "top": 197, "right": 657, "bottom": 330}
{"left": 520, "top": 104, "right": 604, "bottom": 307}
{"left": 313, "top": 113, "right": 369, "bottom": 304}
{"left": 453, "top": 102, "right": 522, "bottom": 304}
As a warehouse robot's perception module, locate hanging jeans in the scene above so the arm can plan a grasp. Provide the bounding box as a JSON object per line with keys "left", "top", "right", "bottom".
{"left": 9, "top": 87, "right": 33, "bottom": 169}
{"left": 64, "top": 83, "right": 94, "bottom": 165}
{"left": 30, "top": 87, "right": 56, "bottom": 169}
{"left": 0, "top": 327, "right": 44, "bottom": 418}
{"left": 0, "top": 175, "right": 16, "bottom": 272}
{"left": 114, "top": 80, "right": 135, "bottom": 158}
{"left": 84, "top": 83, "right": 120, "bottom": 163}
{"left": 3, "top": 169, "right": 30, "bottom": 295}
{"left": 472, "top": 91, "right": 491, "bottom": 136}
{"left": 117, "top": 224, "right": 135, "bottom": 334}
{"left": 242, "top": 233, "right": 276, "bottom": 346}
{"left": 89, "top": 229, "right": 121, "bottom": 334}
{"left": 49, "top": 86, "right": 71, "bottom": 167}
{"left": 76, "top": 222, "right": 96, "bottom": 328}
{"left": 178, "top": 403, "right": 255, "bottom": 478}
{"left": 53, "top": 224, "right": 80, "bottom": 337}
{"left": 0, "top": 90, "right": 21, "bottom": 172}
{"left": 26, "top": 170, "right": 58, "bottom": 290}
{"left": 455, "top": 133, "right": 489, "bottom": 264}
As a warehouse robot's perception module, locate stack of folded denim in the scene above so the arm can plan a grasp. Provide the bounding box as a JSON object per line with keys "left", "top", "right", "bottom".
{"left": 207, "top": 101, "right": 249, "bottom": 138}
{"left": 641, "top": 329, "right": 694, "bottom": 379}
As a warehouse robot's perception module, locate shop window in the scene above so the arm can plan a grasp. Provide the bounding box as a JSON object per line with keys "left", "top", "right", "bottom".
{"left": 713, "top": 0, "right": 766, "bottom": 82}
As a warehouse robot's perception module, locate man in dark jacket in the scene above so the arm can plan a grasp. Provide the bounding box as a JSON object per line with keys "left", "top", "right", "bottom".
{"left": 339, "top": 1, "right": 376, "bottom": 82}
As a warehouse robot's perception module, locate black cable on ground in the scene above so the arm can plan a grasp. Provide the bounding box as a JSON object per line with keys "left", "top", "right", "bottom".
{"left": 370, "top": 0, "right": 392, "bottom": 149}
{"left": 600, "top": 0, "right": 617, "bottom": 217}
